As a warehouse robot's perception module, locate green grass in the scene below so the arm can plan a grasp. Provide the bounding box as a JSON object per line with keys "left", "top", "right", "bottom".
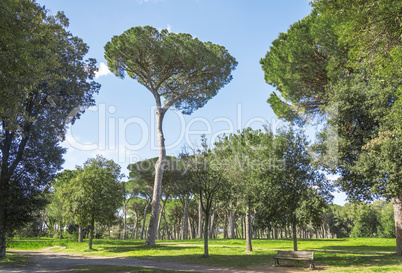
{"left": 6, "top": 237, "right": 402, "bottom": 272}
{"left": 0, "top": 252, "right": 32, "bottom": 268}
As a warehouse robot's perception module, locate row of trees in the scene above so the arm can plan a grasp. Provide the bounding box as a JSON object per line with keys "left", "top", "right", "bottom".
{"left": 41, "top": 127, "right": 332, "bottom": 257}
{"left": 261, "top": 0, "right": 402, "bottom": 255}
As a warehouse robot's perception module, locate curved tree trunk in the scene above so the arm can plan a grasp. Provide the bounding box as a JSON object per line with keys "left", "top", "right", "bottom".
{"left": 146, "top": 106, "right": 166, "bottom": 245}
{"left": 393, "top": 195, "right": 402, "bottom": 256}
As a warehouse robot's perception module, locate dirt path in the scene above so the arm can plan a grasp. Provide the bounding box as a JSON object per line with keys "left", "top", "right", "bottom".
{"left": 1, "top": 249, "right": 311, "bottom": 273}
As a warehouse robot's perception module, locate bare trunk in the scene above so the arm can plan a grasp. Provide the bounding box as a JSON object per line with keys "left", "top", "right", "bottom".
{"left": 157, "top": 199, "right": 166, "bottom": 240}
{"left": 203, "top": 211, "right": 209, "bottom": 257}
{"left": 188, "top": 217, "right": 194, "bottom": 239}
{"left": 209, "top": 208, "right": 214, "bottom": 239}
{"left": 198, "top": 199, "right": 203, "bottom": 238}
{"left": 181, "top": 196, "right": 188, "bottom": 240}
{"left": 163, "top": 209, "right": 170, "bottom": 240}
{"left": 146, "top": 107, "right": 165, "bottom": 246}
{"left": 229, "top": 210, "right": 236, "bottom": 239}
{"left": 246, "top": 203, "right": 252, "bottom": 252}
{"left": 89, "top": 214, "right": 94, "bottom": 249}
{"left": 131, "top": 213, "right": 138, "bottom": 239}
{"left": 393, "top": 196, "right": 402, "bottom": 256}
{"left": 292, "top": 222, "right": 297, "bottom": 251}
{"left": 59, "top": 219, "right": 63, "bottom": 240}
{"left": 141, "top": 201, "right": 150, "bottom": 240}
{"left": 123, "top": 201, "right": 127, "bottom": 240}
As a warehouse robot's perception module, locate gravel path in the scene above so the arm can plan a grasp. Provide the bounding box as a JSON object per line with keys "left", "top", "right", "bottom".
{"left": 1, "top": 249, "right": 308, "bottom": 273}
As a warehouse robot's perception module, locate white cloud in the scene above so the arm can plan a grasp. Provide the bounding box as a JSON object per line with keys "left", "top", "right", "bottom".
{"left": 95, "top": 62, "right": 112, "bottom": 79}
{"left": 167, "top": 24, "right": 172, "bottom": 33}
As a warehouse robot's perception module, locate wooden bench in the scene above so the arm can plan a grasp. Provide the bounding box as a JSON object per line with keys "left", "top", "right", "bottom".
{"left": 273, "top": 251, "right": 315, "bottom": 268}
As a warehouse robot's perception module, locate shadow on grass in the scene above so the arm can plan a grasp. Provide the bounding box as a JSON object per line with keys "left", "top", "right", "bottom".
{"left": 316, "top": 252, "right": 402, "bottom": 268}
{"left": 0, "top": 253, "right": 32, "bottom": 268}
{"left": 120, "top": 251, "right": 402, "bottom": 270}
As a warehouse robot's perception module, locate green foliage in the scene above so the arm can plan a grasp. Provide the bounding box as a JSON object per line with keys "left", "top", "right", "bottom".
{"left": 325, "top": 201, "right": 395, "bottom": 239}
{"left": 261, "top": 12, "right": 348, "bottom": 123}
{"left": 0, "top": 0, "right": 99, "bottom": 257}
{"left": 104, "top": 25, "right": 237, "bottom": 115}
{"left": 255, "top": 129, "right": 332, "bottom": 230}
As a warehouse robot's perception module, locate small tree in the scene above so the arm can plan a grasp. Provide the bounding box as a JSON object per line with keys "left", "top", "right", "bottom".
{"left": 255, "top": 129, "right": 332, "bottom": 251}
{"left": 105, "top": 26, "right": 237, "bottom": 245}
{"left": 185, "top": 137, "right": 227, "bottom": 257}
{"left": 61, "top": 156, "right": 123, "bottom": 249}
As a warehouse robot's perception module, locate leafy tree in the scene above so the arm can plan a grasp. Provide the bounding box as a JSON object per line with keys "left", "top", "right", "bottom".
{"left": 0, "top": 0, "right": 99, "bottom": 258}
{"left": 261, "top": 4, "right": 402, "bottom": 255}
{"left": 47, "top": 170, "right": 77, "bottom": 240}
{"left": 215, "top": 128, "right": 277, "bottom": 252}
{"left": 104, "top": 26, "right": 237, "bottom": 245}
{"left": 61, "top": 156, "right": 123, "bottom": 249}
{"left": 260, "top": 12, "right": 348, "bottom": 123}
{"left": 255, "top": 129, "right": 332, "bottom": 251}
{"left": 186, "top": 138, "right": 227, "bottom": 257}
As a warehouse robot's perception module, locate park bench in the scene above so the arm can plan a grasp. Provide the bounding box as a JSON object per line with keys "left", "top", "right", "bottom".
{"left": 273, "top": 250, "right": 315, "bottom": 268}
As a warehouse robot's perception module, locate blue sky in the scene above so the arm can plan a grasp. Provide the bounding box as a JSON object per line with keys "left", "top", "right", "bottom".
{"left": 40, "top": 0, "right": 346, "bottom": 205}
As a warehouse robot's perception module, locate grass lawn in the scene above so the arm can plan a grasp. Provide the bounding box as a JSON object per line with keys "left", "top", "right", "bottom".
{"left": 6, "top": 237, "right": 402, "bottom": 272}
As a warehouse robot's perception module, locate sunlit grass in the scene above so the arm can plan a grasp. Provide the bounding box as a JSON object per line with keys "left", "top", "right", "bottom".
{"left": 6, "top": 237, "right": 402, "bottom": 272}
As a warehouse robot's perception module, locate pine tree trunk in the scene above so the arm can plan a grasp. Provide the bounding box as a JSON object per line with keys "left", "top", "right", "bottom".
{"left": 393, "top": 195, "right": 402, "bottom": 256}
{"left": 181, "top": 196, "right": 188, "bottom": 240}
{"left": 188, "top": 217, "right": 194, "bottom": 239}
{"left": 229, "top": 210, "right": 235, "bottom": 239}
{"left": 146, "top": 107, "right": 165, "bottom": 245}
{"left": 163, "top": 209, "right": 170, "bottom": 240}
{"left": 141, "top": 201, "right": 150, "bottom": 240}
{"left": 292, "top": 222, "right": 298, "bottom": 251}
{"left": 198, "top": 198, "right": 203, "bottom": 238}
{"left": 123, "top": 201, "right": 127, "bottom": 240}
{"left": 157, "top": 199, "right": 166, "bottom": 240}
{"left": 246, "top": 203, "right": 253, "bottom": 252}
